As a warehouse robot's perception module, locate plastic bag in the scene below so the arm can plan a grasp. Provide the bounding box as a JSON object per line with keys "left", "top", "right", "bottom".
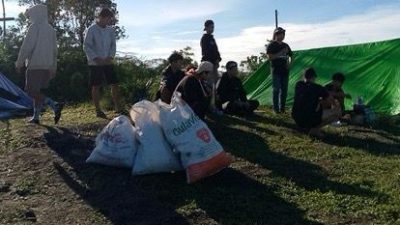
{"left": 130, "top": 100, "right": 182, "bottom": 175}
{"left": 86, "top": 115, "right": 137, "bottom": 168}
{"left": 158, "top": 94, "right": 231, "bottom": 183}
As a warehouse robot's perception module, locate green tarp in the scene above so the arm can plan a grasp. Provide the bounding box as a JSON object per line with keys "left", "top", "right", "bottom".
{"left": 243, "top": 38, "right": 400, "bottom": 115}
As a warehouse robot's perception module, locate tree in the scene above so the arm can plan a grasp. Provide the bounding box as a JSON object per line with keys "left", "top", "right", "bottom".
{"left": 240, "top": 52, "right": 267, "bottom": 74}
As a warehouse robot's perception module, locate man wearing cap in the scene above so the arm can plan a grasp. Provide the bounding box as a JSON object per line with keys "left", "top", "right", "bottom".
{"left": 266, "top": 27, "right": 293, "bottom": 114}
{"left": 175, "top": 61, "right": 213, "bottom": 120}
{"left": 217, "top": 61, "right": 259, "bottom": 116}
{"left": 200, "top": 19, "right": 222, "bottom": 114}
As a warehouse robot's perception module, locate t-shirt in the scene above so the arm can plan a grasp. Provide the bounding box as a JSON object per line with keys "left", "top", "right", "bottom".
{"left": 200, "top": 34, "right": 221, "bottom": 63}
{"left": 217, "top": 73, "right": 247, "bottom": 104}
{"left": 266, "top": 41, "right": 292, "bottom": 76}
{"left": 291, "top": 81, "right": 329, "bottom": 128}
{"left": 175, "top": 76, "right": 210, "bottom": 120}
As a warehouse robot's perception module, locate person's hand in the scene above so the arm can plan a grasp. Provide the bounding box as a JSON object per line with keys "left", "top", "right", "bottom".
{"left": 94, "top": 57, "right": 104, "bottom": 65}
{"left": 15, "top": 64, "right": 23, "bottom": 74}
{"left": 105, "top": 57, "right": 113, "bottom": 65}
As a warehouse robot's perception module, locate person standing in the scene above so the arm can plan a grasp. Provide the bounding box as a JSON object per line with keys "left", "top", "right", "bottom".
{"left": 15, "top": 4, "right": 63, "bottom": 124}
{"left": 83, "top": 8, "right": 124, "bottom": 118}
{"left": 266, "top": 27, "right": 293, "bottom": 113}
{"left": 200, "top": 19, "right": 222, "bottom": 114}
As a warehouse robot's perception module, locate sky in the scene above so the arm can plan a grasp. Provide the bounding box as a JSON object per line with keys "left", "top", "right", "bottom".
{"left": 3, "top": 0, "right": 400, "bottom": 65}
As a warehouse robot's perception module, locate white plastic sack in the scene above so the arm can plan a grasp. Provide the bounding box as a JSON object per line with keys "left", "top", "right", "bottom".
{"left": 158, "top": 94, "right": 231, "bottom": 183}
{"left": 86, "top": 115, "right": 137, "bottom": 168}
{"left": 130, "top": 100, "right": 182, "bottom": 175}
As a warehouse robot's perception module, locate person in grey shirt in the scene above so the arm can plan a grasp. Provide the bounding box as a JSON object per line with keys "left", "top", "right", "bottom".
{"left": 83, "top": 8, "right": 124, "bottom": 118}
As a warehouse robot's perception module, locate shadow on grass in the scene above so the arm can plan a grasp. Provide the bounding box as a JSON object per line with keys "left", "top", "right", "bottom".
{"left": 43, "top": 124, "right": 321, "bottom": 225}
{"left": 321, "top": 132, "right": 400, "bottom": 156}
{"left": 207, "top": 119, "right": 386, "bottom": 199}
{"left": 44, "top": 126, "right": 191, "bottom": 225}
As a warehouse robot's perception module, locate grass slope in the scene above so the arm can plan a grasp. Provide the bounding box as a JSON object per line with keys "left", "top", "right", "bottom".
{"left": 1, "top": 105, "right": 399, "bottom": 225}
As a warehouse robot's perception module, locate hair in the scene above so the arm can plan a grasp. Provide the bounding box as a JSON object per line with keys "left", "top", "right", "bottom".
{"left": 332, "top": 72, "right": 345, "bottom": 82}
{"left": 168, "top": 52, "right": 184, "bottom": 63}
{"left": 185, "top": 64, "right": 197, "bottom": 72}
{"left": 99, "top": 8, "right": 114, "bottom": 18}
{"left": 304, "top": 67, "right": 317, "bottom": 80}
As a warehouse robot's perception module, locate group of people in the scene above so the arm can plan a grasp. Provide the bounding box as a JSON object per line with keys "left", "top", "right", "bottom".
{"left": 15, "top": 5, "right": 351, "bottom": 137}
{"left": 156, "top": 19, "right": 260, "bottom": 120}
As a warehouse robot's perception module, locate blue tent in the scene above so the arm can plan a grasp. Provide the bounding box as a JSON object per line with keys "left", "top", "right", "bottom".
{"left": 0, "top": 72, "right": 33, "bottom": 119}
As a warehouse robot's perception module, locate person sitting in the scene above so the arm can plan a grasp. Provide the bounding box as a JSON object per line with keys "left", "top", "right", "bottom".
{"left": 156, "top": 52, "right": 185, "bottom": 104}
{"left": 216, "top": 61, "right": 259, "bottom": 116}
{"left": 174, "top": 61, "right": 213, "bottom": 120}
{"left": 291, "top": 67, "right": 341, "bottom": 136}
{"left": 325, "top": 72, "right": 351, "bottom": 114}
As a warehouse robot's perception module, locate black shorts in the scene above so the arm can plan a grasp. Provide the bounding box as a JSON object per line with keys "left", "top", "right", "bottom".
{"left": 89, "top": 65, "right": 119, "bottom": 86}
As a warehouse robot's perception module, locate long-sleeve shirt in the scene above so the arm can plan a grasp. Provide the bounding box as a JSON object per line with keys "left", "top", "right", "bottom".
{"left": 15, "top": 4, "right": 57, "bottom": 71}
{"left": 200, "top": 33, "right": 221, "bottom": 63}
{"left": 83, "top": 24, "right": 116, "bottom": 66}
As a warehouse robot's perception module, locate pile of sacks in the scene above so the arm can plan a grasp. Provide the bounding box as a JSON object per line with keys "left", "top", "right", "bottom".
{"left": 86, "top": 94, "right": 232, "bottom": 183}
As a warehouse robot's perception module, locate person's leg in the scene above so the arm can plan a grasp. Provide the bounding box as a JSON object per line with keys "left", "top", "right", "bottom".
{"left": 25, "top": 70, "right": 45, "bottom": 123}
{"left": 247, "top": 100, "right": 260, "bottom": 112}
{"left": 104, "top": 65, "right": 124, "bottom": 113}
{"left": 89, "top": 66, "right": 106, "bottom": 117}
{"left": 280, "top": 74, "right": 289, "bottom": 113}
{"left": 272, "top": 74, "right": 280, "bottom": 113}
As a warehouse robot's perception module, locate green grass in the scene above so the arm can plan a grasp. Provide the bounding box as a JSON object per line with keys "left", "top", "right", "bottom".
{"left": 0, "top": 104, "right": 399, "bottom": 225}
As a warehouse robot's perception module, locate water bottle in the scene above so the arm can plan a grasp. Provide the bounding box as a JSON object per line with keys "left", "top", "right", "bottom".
{"left": 357, "top": 96, "right": 363, "bottom": 105}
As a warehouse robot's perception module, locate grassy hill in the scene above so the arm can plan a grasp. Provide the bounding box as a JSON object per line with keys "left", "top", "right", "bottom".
{"left": 1, "top": 105, "right": 399, "bottom": 225}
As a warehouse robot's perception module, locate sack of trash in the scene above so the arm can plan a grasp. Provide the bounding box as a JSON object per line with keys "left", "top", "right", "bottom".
{"left": 158, "top": 93, "right": 232, "bottom": 183}
{"left": 86, "top": 115, "right": 137, "bottom": 168}
{"left": 130, "top": 100, "right": 183, "bottom": 175}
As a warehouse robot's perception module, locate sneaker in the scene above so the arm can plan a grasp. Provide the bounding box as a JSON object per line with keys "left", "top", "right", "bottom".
{"left": 96, "top": 110, "right": 107, "bottom": 119}
{"left": 54, "top": 102, "right": 64, "bottom": 124}
{"left": 27, "top": 118, "right": 40, "bottom": 124}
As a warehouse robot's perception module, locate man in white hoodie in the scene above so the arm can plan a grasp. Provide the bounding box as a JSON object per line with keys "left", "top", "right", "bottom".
{"left": 83, "top": 8, "right": 124, "bottom": 118}
{"left": 15, "top": 4, "right": 63, "bottom": 124}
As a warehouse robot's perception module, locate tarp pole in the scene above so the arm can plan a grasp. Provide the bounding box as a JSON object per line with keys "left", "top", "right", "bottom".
{"left": 275, "top": 9, "right": 278, "bottom": 28}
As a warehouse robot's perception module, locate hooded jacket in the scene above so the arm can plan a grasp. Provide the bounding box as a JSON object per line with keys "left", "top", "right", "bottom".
{"left": 15, "top": 4, "right": 57, "bottom": 72}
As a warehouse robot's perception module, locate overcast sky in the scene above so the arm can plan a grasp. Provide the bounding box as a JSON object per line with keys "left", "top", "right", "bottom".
{"left": 4, "top": 0, "right": 400, "bottom": 65}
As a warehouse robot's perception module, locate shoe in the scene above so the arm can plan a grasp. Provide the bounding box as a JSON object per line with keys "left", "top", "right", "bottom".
{"left": 96, "top": 110, "right": 107, "bottom": 118}
{"left": 54, "top": 102, "right": 64, "bottom": 124}
{"left": 27, "top": 118, "right": 40, "bottom": 124}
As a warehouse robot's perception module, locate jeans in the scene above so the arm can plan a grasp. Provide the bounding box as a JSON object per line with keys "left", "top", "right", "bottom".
{"left": 272, "top": 74, "right": 289, "bottom": 112}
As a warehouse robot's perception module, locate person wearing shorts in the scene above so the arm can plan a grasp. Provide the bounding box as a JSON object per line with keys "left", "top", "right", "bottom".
{"left": 15, "top": 4, "right": 63, "bottom": 124}
{"left": 83, "top": 8, "right": 124, "bottom": 118}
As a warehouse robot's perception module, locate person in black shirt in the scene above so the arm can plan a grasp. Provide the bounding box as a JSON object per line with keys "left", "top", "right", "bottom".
{"left": 266, "top": 27, "right": 293, "bottom": 113}
{"left": 325, "top": 72, "right": 352, "bottom": 114}
{"left": 175, "top": 61, "right": 213, "bottom": 120}
{"left": 217, "top": 61, "right": 259, "bottom": 116}
{"left": 201, "top": 20, "right": 222, "bottom": 114}
{"left": 292, "top": 67, "right": 341, "bottom": 136}
{"left": 157, "top": 52, "right": 185, "bottom": 104}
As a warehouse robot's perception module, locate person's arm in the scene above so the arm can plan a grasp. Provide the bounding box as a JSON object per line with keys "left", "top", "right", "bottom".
{"left": 107, "top": 27, "right": 116, "bottom": 63}
{"left": 50, "top": 30, "right": 58, "bottom": 76}
{"left": 287, "top": 44, "right": 293, "bottom": 65}
{"left": 15, "top": 25, "right": 38, "bottom": 71}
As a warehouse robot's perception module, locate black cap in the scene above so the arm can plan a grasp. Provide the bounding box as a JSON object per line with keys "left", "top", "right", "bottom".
{"left": 274, "top": 27, "right": 286, "bottom": 34}
{"left": 226, "top": 61, "right": 238, "bottom": 69}
{"left": 204, "top": 20, "right": 214, "bottom": 30}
